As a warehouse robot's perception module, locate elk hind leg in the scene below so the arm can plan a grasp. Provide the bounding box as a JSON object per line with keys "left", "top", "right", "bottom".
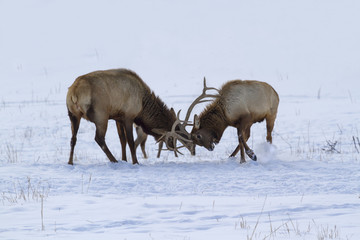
{"left": 266, "top": 116, "right": 276, "bottom": 144}
{"left": 87, "top": 104, "right": 118, "bottom": 163}
{"left": 94, "top": 120, "right": 118, "bottom": 163}
{"left": 68, "top": 110, "right": 81, "bottom": 165}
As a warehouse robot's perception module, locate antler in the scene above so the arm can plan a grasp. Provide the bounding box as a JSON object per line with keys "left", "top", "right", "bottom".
{"left": 183, "top": 77, "right": 220, "bottom": 125}
{"left": 153, "top": 110, "right": 193, "bottom": 157}
{"left": 152, "top": 78, "right": 219, "bottom": 157}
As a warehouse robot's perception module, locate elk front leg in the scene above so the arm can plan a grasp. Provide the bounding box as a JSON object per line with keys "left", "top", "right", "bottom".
{"left": 157, "top": 141, "right": 164, "bottom": 158}
{"left": 238, "top": 136, "right": 246, "bottom": 163}
{"left": 239, "top": 134, "right": 257, "bottom": 161}
{"left": 230, "top": 145, "right": 240, "bottom": 158}
{"left": 116, "top": 121, "right": 127, "bottom": 161}
{"left": 231, "top": 126, "right": 251, "bottom": 158}
{"left": 237, "top": 128, "right": 257, "bottom": 162}
{"left": 124, "top": 120, "right": 139, "bottom": 165}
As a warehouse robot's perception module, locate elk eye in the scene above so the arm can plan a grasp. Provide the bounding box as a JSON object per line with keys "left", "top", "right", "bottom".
{"left": 196, "top": 134, "right": 202, "bottom": 140}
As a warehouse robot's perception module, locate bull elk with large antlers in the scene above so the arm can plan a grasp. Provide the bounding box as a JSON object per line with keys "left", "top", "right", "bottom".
{"left": 187, "top": 79, "right": 279, "bottom": 163}
{"left": 66, "top": 68, "right": 194, "bottom": 165}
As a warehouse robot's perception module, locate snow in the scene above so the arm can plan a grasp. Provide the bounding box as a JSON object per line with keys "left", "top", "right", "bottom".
{"left": 1, "top": 0, "right": 360, "bottom": 239}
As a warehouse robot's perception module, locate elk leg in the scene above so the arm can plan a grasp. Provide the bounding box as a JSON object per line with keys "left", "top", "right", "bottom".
{"left": 68, "top": 110, "right": 81, "bottom": 165}
{"left": 116, "top": 121, "right": 127, "bottom": 162}
{"left": 124, "top": 120, "right": 139, "bottom": 165}
{"left": 135, "top": 126, "right": 148, "bottom": 159}
{"left": 140, "top": 137, "right": 148, "bottom": 159}
{"left": 244, "top": 125, "right": 251, "bottom": 142}
{"left": 240, "top": 134, "right": 257, "bottom": 161}
{"left": 230, "top": 126, "right": 251, "bottom": 158}
{"left": 237, "top": 127, "right": 257, "bottom": 161}
{"left": 234, "top": 127, "right": 245, "bottom": 163}
{"left": 238, "top": 135, "right": 246, "bottom": 163}
{"left": 230, "top": 145, "right": 240, "bottom": 158}
{"left": 242, "top": 125, "right": 256, "bottom": 160}
{"left": 266, "top": 116, "right": 276, "bottom": 144}
{"left": 94, "top": 121, "right": 118, "bottom": 163}
{"left": 157, "top": 141, "right": 163, "bottom": 158}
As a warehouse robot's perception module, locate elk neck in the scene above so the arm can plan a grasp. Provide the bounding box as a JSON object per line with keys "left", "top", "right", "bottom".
{"left": 199, "top": 101, "right": 229, "bottom": 142}
{"left": 134, "top": 92, "right": 176, "bottom": 139}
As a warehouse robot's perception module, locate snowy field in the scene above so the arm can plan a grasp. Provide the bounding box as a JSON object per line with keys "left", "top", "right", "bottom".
{"left": 1, "top": 1, "right": 360, "bottom": 239}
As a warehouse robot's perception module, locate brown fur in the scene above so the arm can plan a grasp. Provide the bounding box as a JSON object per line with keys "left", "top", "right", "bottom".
{"left": 191, "top": 80, "right": 279, "bottom": 163}
{"left": 66, "top": 68, "right": 176, "bottom": 165}
{"left": 197, "top": 103, "right": 229, "bottom": 142}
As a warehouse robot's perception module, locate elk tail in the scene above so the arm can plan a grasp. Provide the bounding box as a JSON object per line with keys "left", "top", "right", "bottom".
{"left": 71, "top": 95, "right": 78, "bottom": 104}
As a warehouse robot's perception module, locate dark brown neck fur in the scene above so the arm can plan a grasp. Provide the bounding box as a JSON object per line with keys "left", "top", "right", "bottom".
{"left": 199, "top": 101, "right": 229, "bottom": 142}
{"left": 134, "top": 92, "right": 176, "bottom": 140}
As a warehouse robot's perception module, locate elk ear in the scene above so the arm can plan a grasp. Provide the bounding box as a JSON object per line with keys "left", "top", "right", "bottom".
{"left": 194, "top": 114, "right": 200, "bottom": 130}
{"left": 170, "top": 107, "right": 176, "bottom": 117}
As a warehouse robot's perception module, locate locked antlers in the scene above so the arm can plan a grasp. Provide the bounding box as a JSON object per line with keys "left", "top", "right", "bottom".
{"left": 153, "top": 110, "right": 193, "bottom": 157}
{"left": 153, "top": 77, "right": 219, "bottom": 157}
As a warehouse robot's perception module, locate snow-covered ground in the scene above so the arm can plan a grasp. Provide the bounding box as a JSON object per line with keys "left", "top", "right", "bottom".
{"left": 1, "top": 1, "right": 360, "bottom": 239}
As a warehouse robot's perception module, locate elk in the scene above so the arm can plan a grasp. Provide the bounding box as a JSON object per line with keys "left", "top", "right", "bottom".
{"left": 187, "top": 78, "right": 279, "bottom": 163}
{"left": 66, "top": 68, "right": 194, "bottom": 165}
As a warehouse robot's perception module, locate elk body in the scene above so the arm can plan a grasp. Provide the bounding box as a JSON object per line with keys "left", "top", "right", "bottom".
{"left": 66, "top": 68, "right": 193, "bottom": 165}
{"left": 190, "top": 80, "right": 279, "bottom": 163}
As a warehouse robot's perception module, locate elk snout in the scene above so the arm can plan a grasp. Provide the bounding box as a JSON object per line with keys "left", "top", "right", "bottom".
{"left": 192, "top": 130, "right": 216, "bottom": 152}
{"left": 208, "top": 142, "right": 215, "bottom": 151}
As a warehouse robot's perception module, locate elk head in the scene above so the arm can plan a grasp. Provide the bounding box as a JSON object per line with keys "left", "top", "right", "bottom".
{"left": 191, "top": 114, "right": 219, "bottom": 151}
{"left": 183, "top": 78, "right": 220, "bottom": 153}
{"left": 154, "top": 78, "right": 219, "bottom": 156}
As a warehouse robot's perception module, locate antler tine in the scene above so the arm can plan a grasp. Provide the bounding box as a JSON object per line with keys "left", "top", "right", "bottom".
{"left": 157, "top": 140, "right": 184, "bottom": 157}
{"left": 161, "top": 144, "right": 184, "bottom": 157}
{"left": 172, "top": 109, "right": 193, "bottom": 142}
{"left": 183, "top": 77, "right": 220, "bottom": 125}
{"left": 172, "top": 132, "right": 179, "bottom": 157}
{"left": 155, "top": 110, "right": 192, "bottom": 157}
{"left": 171, "top": 110, "right": 182, "bottom": 132}
{"left": 203, "top": 77, "right": 220, "bottom": 94}
{"left": 163, "top": 131, "right": 184, "bottom": 157}
{"left": 154, "top": 78, "right": 219, "bottom": 158}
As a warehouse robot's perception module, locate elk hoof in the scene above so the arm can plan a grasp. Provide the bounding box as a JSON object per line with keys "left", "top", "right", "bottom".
{"left": 246, "top": 149, "right": 257, "bottom": 161}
